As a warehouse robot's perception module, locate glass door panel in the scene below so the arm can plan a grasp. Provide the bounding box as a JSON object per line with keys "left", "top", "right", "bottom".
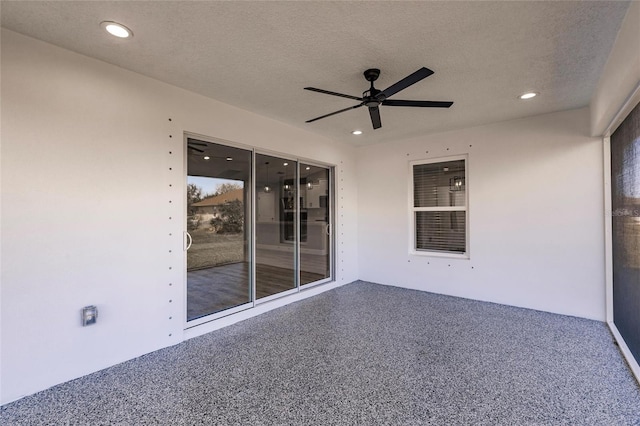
{"left": 300, "top": 164, "right": 331, "bottom": 285}
{"left": 255, "top": 153, "right": 297, "bottom": 299}
{"left": 186, "top": 138, "right": 252, "bottom": 321}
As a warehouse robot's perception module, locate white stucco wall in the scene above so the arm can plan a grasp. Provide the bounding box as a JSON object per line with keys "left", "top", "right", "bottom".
{"left": 0, "top": 30, "right": 359, "bottom": 404}
{"left": 357, "top": 108, "right": 605, "bottom": 321}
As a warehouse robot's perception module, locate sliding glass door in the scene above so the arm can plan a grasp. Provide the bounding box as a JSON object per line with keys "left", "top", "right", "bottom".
{"left": 186, "top": 138, "right": 252, "bottom": 321}
{"left": 611, "top": 102, "right": 640, "bottom": 364}
{"left": 255, "top": 153, "right": 298, "bottom": 300}
{"left": 300, "top": 163, "right": 332, "bottom": 285}
{"left": 185, "top": 136, "right": 333, "bottom": 323}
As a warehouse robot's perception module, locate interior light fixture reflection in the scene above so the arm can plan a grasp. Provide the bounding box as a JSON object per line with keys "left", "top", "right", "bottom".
{"left": 352, "top": 130, "right": 363, "bottom": 135}
{"left": 264, "top": 161, "right": 271, "bottom": 193}
{"left": 203, "top": 156, "right": 210, "bottom": 160}
{"left": 101, "top": 21, "right": 133, "bottom": 38}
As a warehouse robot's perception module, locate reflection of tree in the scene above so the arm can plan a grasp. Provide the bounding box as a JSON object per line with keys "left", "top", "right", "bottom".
{"left": 215, "top": 182, "right": 242, "bottom": 196}
{"left": 211, "top": 199, "right": 244, "bottom": 234}
{"left": 187, "top": 184, "right": 203, "bottom": 231}
{"left": 187, "top": 183, "right": 203, "bottom": 214}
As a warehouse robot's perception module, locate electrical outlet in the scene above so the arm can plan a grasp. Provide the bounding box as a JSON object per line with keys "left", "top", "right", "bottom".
{"left": 82, "top": 305, "right": 98, "bottom": 326}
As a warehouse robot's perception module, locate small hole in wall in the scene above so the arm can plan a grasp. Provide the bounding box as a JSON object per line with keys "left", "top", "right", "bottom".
{"left": 169, "top": 151, "right": 172, "bottom": 154}
{"left": 168, "top": 118, "right": 172, "bottom": 121}
{"left": 169, "top": 135, "right": 172, "bottom": 138}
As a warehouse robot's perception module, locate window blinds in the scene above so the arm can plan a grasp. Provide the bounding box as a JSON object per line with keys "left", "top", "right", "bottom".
{"left": 412, "top": 159, "right": 466, "bottom": 253}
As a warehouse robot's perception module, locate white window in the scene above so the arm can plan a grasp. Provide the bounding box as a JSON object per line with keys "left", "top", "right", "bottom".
{"left": 410, "top": 156, "right": 468, "bottom": 257}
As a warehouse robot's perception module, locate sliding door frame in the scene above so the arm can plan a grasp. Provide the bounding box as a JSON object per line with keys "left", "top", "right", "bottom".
{"left": 184, "top": 137, "right": 336, "bottom": 328}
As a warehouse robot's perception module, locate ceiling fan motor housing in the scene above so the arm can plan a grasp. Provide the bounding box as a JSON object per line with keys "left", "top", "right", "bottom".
{"left": 363, "top": 69, "right": 383, "bottom": 106}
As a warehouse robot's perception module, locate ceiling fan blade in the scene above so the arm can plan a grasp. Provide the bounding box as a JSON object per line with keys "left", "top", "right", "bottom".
{"left": 369, "top": 106, "right": 382, "bottom": 129}
{"left": 383, "top": 99, "right": 453, "bottom": 108}
{"left": 188, "top": 146, "right": 205, "bottom": 153}
{"left": 378, "top": 67, "right": 434, "bottom": 100}
{"left": 306, "top": 103, "right": 364, "bottom": 123}
{"left": 304, "top": 87, "right": 363, "bottom": 101}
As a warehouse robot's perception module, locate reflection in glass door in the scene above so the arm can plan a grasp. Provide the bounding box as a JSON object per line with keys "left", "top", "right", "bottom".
{"left": 186, "top": 138, "right": 252, "bottom": 322}
{"left": 300, "top": 164, "right": 331, "bottom": 285}
{"left": 255, "top": 153, "right": 297, "bottom": 299}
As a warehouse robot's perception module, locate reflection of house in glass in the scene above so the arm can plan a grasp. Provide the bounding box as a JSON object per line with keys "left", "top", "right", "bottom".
{"left": 190, "top": 188, "right": 244, "bottom": 229}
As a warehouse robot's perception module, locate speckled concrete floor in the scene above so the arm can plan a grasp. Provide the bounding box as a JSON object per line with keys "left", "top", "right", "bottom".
{"left": 2, "top": 281, "right": 640, "bottom": 425}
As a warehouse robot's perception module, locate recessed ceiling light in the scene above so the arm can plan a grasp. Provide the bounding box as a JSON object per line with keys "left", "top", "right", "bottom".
{"left": 519, "top": 92, "right": 538, "bottom": 100}
{"left": 101, "top": 21, "right": 133, "bottom": 39}
{"left": 226, "top": 157, "right": 233, "bottom": 161}
{"left": 203, "top": 156, "right": 210, "bottom": 160}
{"left": 352, "top": 130, "right": 363, "bottom": 135}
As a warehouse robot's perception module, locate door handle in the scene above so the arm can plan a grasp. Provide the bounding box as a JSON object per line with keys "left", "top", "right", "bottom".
{"left": 185, "top": 231, "right": 193, "bottom": 251}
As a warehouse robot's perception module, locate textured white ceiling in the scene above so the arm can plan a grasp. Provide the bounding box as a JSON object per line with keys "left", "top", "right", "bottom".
{"left": 0, "top": 1, "right": 631, "bottom": 146}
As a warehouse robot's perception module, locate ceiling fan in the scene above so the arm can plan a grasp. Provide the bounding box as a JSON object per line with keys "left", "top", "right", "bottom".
{"left": 305, "top": 67, "right": 453, "bottom": 130}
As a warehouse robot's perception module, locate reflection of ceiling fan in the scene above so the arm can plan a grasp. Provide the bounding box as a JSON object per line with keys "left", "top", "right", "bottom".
{"left": 305, "top": 67, "right": 453, "bottom": 130}
{"left": 187, "top": 141, "right": 207, "bottom": 153}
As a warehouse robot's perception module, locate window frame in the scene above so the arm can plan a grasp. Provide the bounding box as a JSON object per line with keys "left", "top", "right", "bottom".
{"left": 409, "top": 154, "right": 469, "bottom": 259}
